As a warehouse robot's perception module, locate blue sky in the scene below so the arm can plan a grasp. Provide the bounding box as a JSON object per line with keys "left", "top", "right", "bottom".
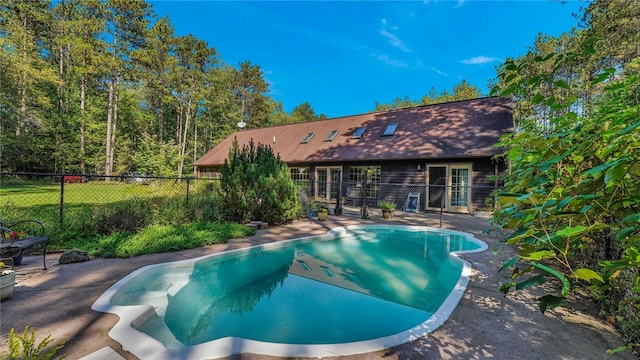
{"left": 150, "top": 0, "right": 585, "bottom": 118}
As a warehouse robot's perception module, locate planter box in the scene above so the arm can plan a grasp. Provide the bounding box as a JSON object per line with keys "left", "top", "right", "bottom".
{"left": 1, "top": 269, "right": 16, "bottom": 301}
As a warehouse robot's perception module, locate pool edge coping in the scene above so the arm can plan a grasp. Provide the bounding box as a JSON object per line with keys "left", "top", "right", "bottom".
{"left": 91, "top": 225, "right": 488, "bottom": 360}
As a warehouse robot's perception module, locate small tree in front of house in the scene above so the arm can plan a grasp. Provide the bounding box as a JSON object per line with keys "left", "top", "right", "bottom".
{"left": 220, "top": 138, "right": 298, "bottom": 225}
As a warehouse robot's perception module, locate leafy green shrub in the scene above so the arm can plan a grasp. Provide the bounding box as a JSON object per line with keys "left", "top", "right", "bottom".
{"left": 377, "top": 200, "right": 396, "bottom": 210}
{"left": 98, "top": 222, "right": 256, "bottom": 257}
{"left": 190, "top": 191, "right": 224, "bottom": 223}
{"left": 148, "top": 196, "right": 191, "bottom": 226}
{"left": 49, "top": 204, "right": 98, "bottom": 247}
{"left": 1, "top": 326, "right": 66, "bottom": 360}
{"left": 492, "top": 38, "right": 639, "bottom": 354}
{"left": 94, "top": 197, "right": 152, "bottom": 235}
{"left": 220, "top": 139, "right": 298, "bottom": 224}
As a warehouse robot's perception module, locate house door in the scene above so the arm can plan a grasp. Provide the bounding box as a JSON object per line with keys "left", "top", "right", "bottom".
{"left": 449, "top": 167, "right": 470, "bottom": 212}
{"left": 427, "top": 164, "right": 471, "bottom": 212}
{"left": 428, "top": 166, "right": 447, "bottom": 209}
{"left": 316, "top": 167, "right": 342, "bottom": 202}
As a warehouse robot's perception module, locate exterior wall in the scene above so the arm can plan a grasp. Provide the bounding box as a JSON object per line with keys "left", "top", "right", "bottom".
{"left": 196, "top": 157, "right": 505, "bottom": 213}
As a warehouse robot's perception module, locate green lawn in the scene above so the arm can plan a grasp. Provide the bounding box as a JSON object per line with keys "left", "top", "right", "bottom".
{"left": 0, "top": 180, "right": 195, "bottom": 233}
{"left": 1, "top": 181, "right": 170, "bottom": 207}
{"left": 1, "top": 179, "right": 252, "bottom": 258}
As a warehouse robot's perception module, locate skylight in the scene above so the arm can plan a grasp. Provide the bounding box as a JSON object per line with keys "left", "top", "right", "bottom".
{"left": 325, "top": 130, "right": 339, "bottom": 141}
{"left": 352, "top": 127, "right": 366, "bottom": 139}
{"left": 301, "top": 132, "right": 315, "bottom": 144}
{"left": 382, "top": 123, "right": 398, "bottom": 136}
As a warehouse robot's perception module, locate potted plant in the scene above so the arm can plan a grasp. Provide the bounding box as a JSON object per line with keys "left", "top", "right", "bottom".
{"left": 0, "top": 261, "right": 16, "bottom": 301}
{"left": 317, "top": 208, "right": 328, "bottom": 221}
{"left": 314, "top": 201, "right": 329, "bottom": 221}
{"left": 378, "top": 200, "right": 396, "bottom": 219}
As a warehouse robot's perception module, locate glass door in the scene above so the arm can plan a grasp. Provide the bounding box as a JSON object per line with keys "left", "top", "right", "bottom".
{"left": 330, "top": 168, "right": 341, "bottom": 200}
{"left": 427, "top": 164, "right": 471, "bottom": 212}
{"left": 449, "top": 167, "right": 470, "bottom": 212}
{"left": 316, "top": 167, "right": 342, "bottom": 202}
{"left": 427, "top": 166, "right": 447, "bottom": 209}
{"left": 317, "top": 168, "right": 328, "bottom": 199}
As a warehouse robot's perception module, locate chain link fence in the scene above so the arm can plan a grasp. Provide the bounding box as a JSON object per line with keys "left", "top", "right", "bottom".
{"left": 0, "top": 172, "right": 220, "bottom": 229}
{"left": 307, "top": 177, "right": 501, "bottom": 233}
{"left": 1, "top": 172, "right": 501, "bottom": 243}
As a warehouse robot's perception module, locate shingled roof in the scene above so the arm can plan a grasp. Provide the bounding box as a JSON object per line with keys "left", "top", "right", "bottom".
{"left": 194, "top": 96, "right": 513, "bottom": 167}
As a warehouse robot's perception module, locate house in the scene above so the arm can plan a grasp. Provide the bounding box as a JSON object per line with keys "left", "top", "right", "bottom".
{"left": 194, "top": 96, "right": 514, "bottom": 213}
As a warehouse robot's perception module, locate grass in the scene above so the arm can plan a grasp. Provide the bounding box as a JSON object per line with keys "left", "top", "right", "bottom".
{"left": 0, "top": 180, "right": 255, "bottom": 258}
{"left": 81, "top": 222, "right": 257, "bottom": 258}
{"left": 1, "top": 181, "right": 171, "bottom": 224}
{"left": 1, "top": 180, "right": 175, "bottom": 206}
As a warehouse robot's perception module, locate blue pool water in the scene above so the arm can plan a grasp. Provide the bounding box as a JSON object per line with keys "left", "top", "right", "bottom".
{"left": 93, "top": 225, "right": 486, "bottom": 359}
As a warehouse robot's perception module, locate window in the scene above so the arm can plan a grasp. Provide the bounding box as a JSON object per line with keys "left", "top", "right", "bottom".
{"left": 325, "top": 130, "right": 339, "bottom": 141}
{"left": 382, "top": 123, "right": 398, "bottom": 136}
{"left": 321, "top": 266, "right": 335, "bottom": 277}
{"left": 348, "top": 166, "right": 381, "bottom": 198}
{"left": 198, "top": 170, "right": 220, "bottom": 179}
{"left": 301, "top": 132, "right": 315, "bottom": 143}
{"left": 352, "top": 127, "right": 366, "bottom": 139}
{"left": 290, "top": 167, "right": 310, "bottom": 192}
{"left": 296, "top": 260, "right": 311, "bottom": 271}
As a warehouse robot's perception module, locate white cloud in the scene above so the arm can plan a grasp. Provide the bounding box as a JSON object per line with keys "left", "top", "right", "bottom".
{"left": 461, "top": 55, "right": 501, "bottom": 65}
{"left": 376, "top": 54, "right": 409, "bottom": 68}
{"left": 379, "top": 19, "right": 411, "bottom": 53}
{"left": 424, "top": 0, "right": 463, "bottom": 7}
{"left": 430, "top": 66, "right": 448, "bottom": 76}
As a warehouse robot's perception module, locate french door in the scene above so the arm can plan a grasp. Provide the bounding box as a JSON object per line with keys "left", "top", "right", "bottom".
{"left": 316, "top": 167, "right": 342, "bottom": 202}
{"left": 426, "top": 164, "right": 471, "bottom": 212}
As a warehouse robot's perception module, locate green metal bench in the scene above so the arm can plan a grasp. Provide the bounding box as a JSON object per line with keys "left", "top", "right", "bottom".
{"left": 0, "top": 219, "right": 49, "bottom": 270}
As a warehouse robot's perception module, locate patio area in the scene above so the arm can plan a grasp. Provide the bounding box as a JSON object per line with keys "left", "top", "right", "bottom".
{"left": 0, "top": 211, "right": 634, "bottom": 360}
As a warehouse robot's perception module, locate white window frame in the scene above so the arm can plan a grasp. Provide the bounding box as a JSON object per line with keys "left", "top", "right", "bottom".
{"left": 426, "top": 163, "right": 472, "bottom": 213}
{"left": 315, "top": 166, "right": 343, "bottom": 202}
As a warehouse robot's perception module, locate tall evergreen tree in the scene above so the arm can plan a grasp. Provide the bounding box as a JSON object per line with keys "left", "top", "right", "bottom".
{"left": 103, "top": 0, "right": 152, "bottom": 177}
{"left": 132, "top": 15, "right": 177, "bottom": 145}
{"left": 231, "top": 60, "right": 270, "bottom": 128}
{"left": 172, "top": 34, "right": 217, "bottom": 176}
{"left": 220, "top": 138, "right": 298, "bottom": 224}
{"left": 0, "top": 0, "right": 59, "bottom": 172}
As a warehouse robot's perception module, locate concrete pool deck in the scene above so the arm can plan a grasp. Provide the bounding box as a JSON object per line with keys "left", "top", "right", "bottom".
{"left": 0, "top": 213, "right": 636, "bottom": 359}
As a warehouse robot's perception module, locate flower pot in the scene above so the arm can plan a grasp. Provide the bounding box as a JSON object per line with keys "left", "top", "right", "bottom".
{"left": 1, "top": 269, "right": 16, "bottom": 301}
{"left": 317, "top": 210, "right": 328, "bottom": 221}
{"left": 382, "top": 209, "right": 394, "bottom": 219}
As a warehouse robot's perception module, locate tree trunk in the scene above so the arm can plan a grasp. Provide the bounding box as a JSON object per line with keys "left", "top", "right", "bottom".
{"left": 80, "top": 60, "right": 86, "bottom": 174}
{"left": 105, "top": 76, "right": 114, "bottom": 178}
{"left": 158, "top": 97, "right": 164, "bottom": 144}
{"left": 177, "top": 98, "right": 191, "bottom": 176}
{"left": 16, "top": 14, "right": 28, "bottom": 137}
{"left": 193, "top": 111, "right": 198, "bottom": 167}
{"left": 109, "top": 72, "right": 120, "bottom": 176}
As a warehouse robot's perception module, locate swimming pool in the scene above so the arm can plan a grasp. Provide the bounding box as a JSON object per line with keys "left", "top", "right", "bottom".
{"left": 92, "top": 225, "right": 487, "bottom": 359}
